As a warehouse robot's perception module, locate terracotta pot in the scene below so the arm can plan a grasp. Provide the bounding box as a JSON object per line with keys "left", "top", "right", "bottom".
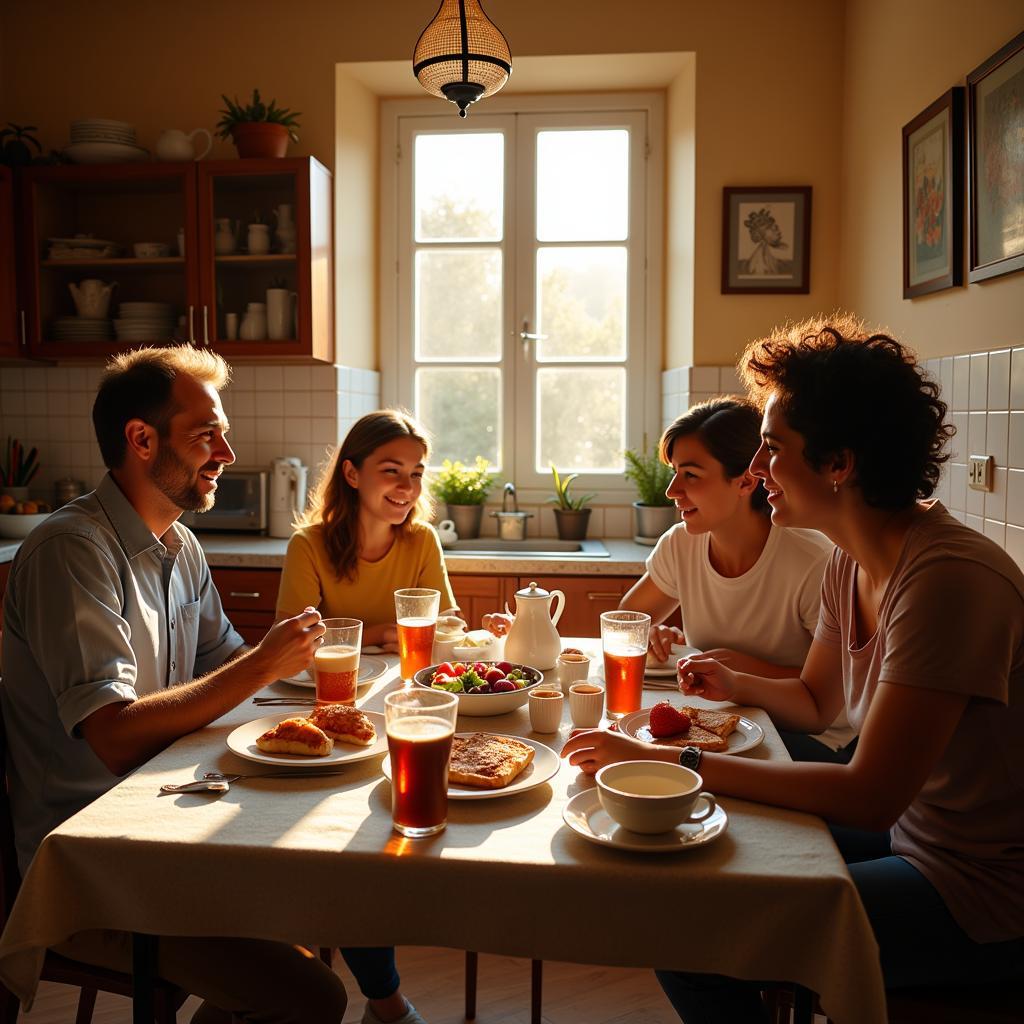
{"left": 553, "top": 508, "right": 591, "bottom": 541}
{"left": 446, "top": 503, "right": 485, "bottom": 540}
{"left": 230, "top": 123, "right": 290, "bottom": 159}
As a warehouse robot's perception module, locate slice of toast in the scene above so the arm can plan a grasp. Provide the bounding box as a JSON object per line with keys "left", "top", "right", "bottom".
{"left": 306, "top": 704, "right": 376, "bottom": 746}
{"left": 256, "top": 717, "right": 334, "bottom": 757}
{"left": 687, "top": 707, "right": 741, "bottom": 738}
{"left": 449, "top": 733, "right": 535, "bottom": 789}
{"left": 650, "top": 724, "right": 727, "bottom": 752}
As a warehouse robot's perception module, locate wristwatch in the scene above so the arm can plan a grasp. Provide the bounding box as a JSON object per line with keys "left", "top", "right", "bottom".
{"left": 677, "top": 746, "right": 702, "bottom": 772}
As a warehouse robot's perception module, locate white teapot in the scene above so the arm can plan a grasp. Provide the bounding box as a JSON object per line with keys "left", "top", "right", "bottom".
{"left": 501, "top": 580, "right": 565, "bottom": 670}
{"left": 437, "top": 518, "right": 458, "bottom": 547}
{"left": 68, "top": 278, "right": 116, "bottom": 319}
{"left": 156, "top": 128, "right": 213, "bottom": 162}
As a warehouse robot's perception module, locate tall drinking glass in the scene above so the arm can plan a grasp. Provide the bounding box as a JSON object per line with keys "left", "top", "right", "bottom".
{"left": 384, "top": 688, "right": 458, "bottom": 838}
{"left": 314, "top": 618, "right": 363, "bottom": 705}
{"left": 601, "top": 610, "right": 651, "bottom": 717}
{"left": 394, "top": 588, "right": 441, "bottom": 681}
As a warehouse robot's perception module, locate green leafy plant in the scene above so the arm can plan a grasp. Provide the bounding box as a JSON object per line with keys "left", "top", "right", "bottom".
{"left": 547, "top": 464, "right": 595, "bottom": 511}
{"left": 429, "top": 457, "right": 495, "bottom": 505}
{"left": 623, "top": 442, "right": 674, "bottom": 506}
{"left": 0, "top": 123, "right": 42, "bottom": 167}
{"left": 215, "top": 89, "right": 301, "bottom": 143}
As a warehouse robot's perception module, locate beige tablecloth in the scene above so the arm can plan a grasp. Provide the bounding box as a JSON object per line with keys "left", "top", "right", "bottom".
{"left": 0, "top": 642, "right": 885, "bottom": 1023}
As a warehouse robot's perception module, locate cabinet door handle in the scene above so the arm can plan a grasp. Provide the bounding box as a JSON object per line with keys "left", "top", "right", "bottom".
{"left": 19, "top": 310, "right": 26, "bottom": 349}
{"left": 229, "top": 591, "right": 261, "bottom": 599}
{"left": 586, "top": 592, "right": 622, "bottom": 601}
{"left": 188, "top": 305, "right": 195, "bottom": 344}
{"left": 202, "top": 305, "right": 210, "bottom": 346}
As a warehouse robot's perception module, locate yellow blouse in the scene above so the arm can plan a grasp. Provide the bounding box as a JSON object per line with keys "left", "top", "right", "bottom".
{"left": 275, "top": 521, "right": 456, "bottom": 625}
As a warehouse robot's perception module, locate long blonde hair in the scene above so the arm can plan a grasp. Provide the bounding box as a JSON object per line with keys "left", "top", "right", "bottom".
{"left": 297, "top": 410, "right": 434, "bottom": 581}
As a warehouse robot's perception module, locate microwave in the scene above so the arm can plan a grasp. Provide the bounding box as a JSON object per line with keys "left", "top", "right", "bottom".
{"left": 179, "top": 469, "right": 268, "bottom": 533}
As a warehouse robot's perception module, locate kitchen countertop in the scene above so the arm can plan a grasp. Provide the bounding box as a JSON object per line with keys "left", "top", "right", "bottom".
{"left": 0, "top": 533, "right": 653, "bottom": 575}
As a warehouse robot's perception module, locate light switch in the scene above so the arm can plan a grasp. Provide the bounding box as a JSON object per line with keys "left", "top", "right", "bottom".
{"left": 968, "top": 454, "right": 994, "bottom": 492}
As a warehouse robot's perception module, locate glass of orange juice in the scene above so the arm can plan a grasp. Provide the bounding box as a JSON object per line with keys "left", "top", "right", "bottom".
{"left": 600, "top": 610, "right": 651, "bottom": 717}
{"left": 314, "top": 618, "right": 362, "bottom": 705}
{"left": 394, "top": 588, "right": 441, "bottom": 682}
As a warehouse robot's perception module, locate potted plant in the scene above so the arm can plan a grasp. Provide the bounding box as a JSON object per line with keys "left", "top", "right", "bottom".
{"left": 548, "top": 464, "right": 595, "bottom": 541}
{"left": 215, "top": 89, "right": 301, "bottom": 159}
{"left": 624, "top": 442, "right": 677, "bottom": 545}
{"left": 0, "top": 124, "right": 41, "bottom": 167}
{"left": 429, "top": 457, "right": 495, "bottom": 539}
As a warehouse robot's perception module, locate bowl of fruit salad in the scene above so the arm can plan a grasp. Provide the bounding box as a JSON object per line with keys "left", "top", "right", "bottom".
{"left": 413, "top": 660, "right": 544, "bottom": 717}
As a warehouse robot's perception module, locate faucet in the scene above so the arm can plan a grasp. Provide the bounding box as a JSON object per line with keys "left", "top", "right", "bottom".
{"left": 502, "top": 481, "right": 518, "bottom": 513}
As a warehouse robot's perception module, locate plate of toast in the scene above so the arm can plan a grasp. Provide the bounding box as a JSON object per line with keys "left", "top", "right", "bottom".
{"left": 645, "top": 644, "right": 702, "bottom": 678}
{"left": 381, "top": 732, "right": 560, "bottom": 800}
{"left": 227, "top": 709, "right": 388, "bottom": 767}
{"left": 617, "top": 703, "right": 763, "bottom": 755}
{"left": 280, "top": 656, "right": 389, "bottom": 689}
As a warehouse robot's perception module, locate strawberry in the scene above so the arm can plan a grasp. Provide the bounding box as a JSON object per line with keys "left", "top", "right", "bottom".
{"left": 648, "top": 702, "right": 691, "bottom": 739}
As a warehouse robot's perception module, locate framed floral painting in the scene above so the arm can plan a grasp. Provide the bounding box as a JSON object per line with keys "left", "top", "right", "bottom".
{"left": 902, "top": 87, "right": 964, "bottom": 299}
{"left": 968, "top": 30, "right": 1024, "bottom": 283}
{"left": 721, "top": 187, "right": 812, "bottom": 294}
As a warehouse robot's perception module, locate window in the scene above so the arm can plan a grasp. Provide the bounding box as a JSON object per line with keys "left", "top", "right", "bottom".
{"left": 383, "top": 96, "right": 662, "bottom": 500}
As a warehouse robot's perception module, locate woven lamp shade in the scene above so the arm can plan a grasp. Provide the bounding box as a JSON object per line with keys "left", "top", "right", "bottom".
{"left": 413, "top": 0, "right": 512, "bottom": 117}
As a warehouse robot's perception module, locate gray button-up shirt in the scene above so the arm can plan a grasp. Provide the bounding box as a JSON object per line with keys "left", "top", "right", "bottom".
{"left": 1, "top": 474, "right": 244, "bottom": 872}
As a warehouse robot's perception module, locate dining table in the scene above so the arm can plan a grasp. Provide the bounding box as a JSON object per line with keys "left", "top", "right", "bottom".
{"left": 0, "top": 640, "right": 886, "bottom": 1024}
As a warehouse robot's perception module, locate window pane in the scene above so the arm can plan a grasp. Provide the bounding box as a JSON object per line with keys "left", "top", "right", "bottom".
{"left": 417, "top": 367, "right": 501, "bottom": 468}
{"left": 536, "top": 367, "right": 625, "bottom": 472}
{"left": 536, "top": 129, "right": 628, "bottom": 241}
{"left": 416, "top": 249, "right": 502, "bottom": 360}
{"left": 536, "top": 247, "right": 626, "bottom": 360}
{"left": 415, "top": 133, "right": 504, "bottom": 242}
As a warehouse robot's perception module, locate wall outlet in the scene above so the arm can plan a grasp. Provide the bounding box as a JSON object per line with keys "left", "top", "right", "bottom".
{"left": 968, "top": 454, "right": 994, "bottom": 492}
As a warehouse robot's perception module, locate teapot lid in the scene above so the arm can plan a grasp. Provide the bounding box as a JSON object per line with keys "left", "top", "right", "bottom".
{"left": 515, "top": 581, "right": 551, "bottom": 599}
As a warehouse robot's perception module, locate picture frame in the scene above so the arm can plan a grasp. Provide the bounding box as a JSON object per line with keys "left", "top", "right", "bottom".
{"left": 721, "top": 186, "right": 811, "bottom": 294}
{"left": 902, "top": 87, "right": 964, "bottom": 299}
{"left": 967, "top": 30, "right": 1024, "bottom": 283}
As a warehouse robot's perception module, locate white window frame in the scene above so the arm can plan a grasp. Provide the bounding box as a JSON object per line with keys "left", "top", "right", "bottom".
{"left": 381, "top": 92, "right": 664, "bottom": 504}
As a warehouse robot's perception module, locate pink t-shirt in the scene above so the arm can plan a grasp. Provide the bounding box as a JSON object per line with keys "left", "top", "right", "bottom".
{"left": 815, "top": 502, "right": 1024, "bottom": 943}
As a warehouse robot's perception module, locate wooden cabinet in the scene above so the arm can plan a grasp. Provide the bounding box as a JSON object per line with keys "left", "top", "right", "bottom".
{"left": 525, "top": 575, "right": 634, "bottom": 638}
{"left": 0, "top": 167, "right": 24, "bottom": 359}
{"left": 448, "top": 574, "right": 517, "bottom": 630}
{"left": 211, "top": 567, "right": 281, "bottom": 646}
{"left": 20, "top": 157, "right": 332, "bottom": 362}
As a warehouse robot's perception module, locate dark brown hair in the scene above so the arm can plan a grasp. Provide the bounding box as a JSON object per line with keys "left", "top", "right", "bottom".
{"left": 297, "top": 410, "right": 434, "bottom": 581}
{"left": 740, "top": 314, "right": 952, "bottom": 509}
{"left": 659, "top": 396, "right": 770, "bottom": 514}
{"left": 92, "top": 346, "right": 230, "bottom": 469}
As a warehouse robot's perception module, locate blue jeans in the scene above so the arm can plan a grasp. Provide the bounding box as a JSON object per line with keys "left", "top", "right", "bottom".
{"left": 655, "top": 826, "right": 1024, "bottom": 1023}
{"left": 340, "top": 947, "right": 401, "bottom": 1000}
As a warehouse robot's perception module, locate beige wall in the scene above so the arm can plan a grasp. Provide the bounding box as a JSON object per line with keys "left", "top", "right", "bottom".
{"left": 1, "top": 0, "right": 846, "bottom": 368}
{"left": 841, "top": 0, "right": 1024, "bottom": 358}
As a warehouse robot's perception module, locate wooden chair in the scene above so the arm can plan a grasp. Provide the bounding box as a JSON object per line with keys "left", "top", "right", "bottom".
{"left": 0, "top": 711, "right": 183, "bottom": 1023}
{"left": 464, "top": 951, "right": 544, "bottom": 1023}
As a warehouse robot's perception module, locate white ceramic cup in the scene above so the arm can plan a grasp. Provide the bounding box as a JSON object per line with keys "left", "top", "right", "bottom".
{"left": 225, "top": 312, "right": 239, "bottom": 340}
{"left": 555, "top": 652, "right": 591, "bottom": 694}
{"left": 596, "top": 761, "right": 716, "bottom": 834}
{"left": 568, "top": 681, "right": 604, "bottom": 729}
{"left": 528, "top": 688, "right": 564, "bottom": 733}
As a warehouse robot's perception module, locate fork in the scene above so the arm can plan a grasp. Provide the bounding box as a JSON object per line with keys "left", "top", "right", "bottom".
{"left": 160, "top": 768, "right": 345, "bottom": 793}
{"left": 252, "top": 697, "right": 317, "bottom": 707}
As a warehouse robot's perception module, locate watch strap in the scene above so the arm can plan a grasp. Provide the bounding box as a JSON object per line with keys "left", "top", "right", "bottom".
{"left": 678, "top": 745, "right": 702, "bottom": 772}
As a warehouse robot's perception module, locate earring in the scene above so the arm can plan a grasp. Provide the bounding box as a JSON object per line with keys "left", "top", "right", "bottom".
{"left": 832, "top": 480, "right": 839, "bottom": 495}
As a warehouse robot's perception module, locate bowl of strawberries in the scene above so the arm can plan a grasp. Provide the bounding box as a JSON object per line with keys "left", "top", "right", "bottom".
{"left": 413, "top": 660, "right": 544, "bottom": 717}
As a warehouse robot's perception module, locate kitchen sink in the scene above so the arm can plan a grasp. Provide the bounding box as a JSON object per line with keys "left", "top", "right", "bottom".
{"left": 443, "top": 538, "right": 609, "bottom": 558}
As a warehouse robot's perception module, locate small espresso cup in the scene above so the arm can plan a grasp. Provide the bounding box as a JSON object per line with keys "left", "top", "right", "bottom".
{"left": 568, "top": 681, "right": 604, "bottom": 729}
{"left": 596, "top": 761, "right": 716, "bottom": 835}
{"left": 555, "top": 651, "right": 591, "bottom": 694}
{"left": 528, "top": 688, "right": 564, "bottom": 733}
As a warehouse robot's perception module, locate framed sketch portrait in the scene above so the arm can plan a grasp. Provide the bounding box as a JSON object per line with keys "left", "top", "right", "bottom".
{"left": 721, "top": 187, "right": 812, "bottom": 294}
{"left": 968, "top": 30, "right": 1024, "bottom": 283}
{"left": 902, "top": 87, "right": 964, "bottom": 299}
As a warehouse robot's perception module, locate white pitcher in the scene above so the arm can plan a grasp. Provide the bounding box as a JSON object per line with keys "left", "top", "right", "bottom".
{"left": 68, "top": 279, "right": 116, "bottom": 319}
{"left": 247, "top": 223, "right": 270, "bottom": 255}
{"left": 501, "top": 580, "right": 566, "bottom": 670}
{"left": 273, "top": 203, "right": 296, "bottom": 254}
{"left": 155, "top": 128, "right": 212, "bottom": 162}
{"left": 266, "top": 288, "right": 292, "bottom": 340}
{"left": 214, "top": 218, "right": 238, "bottom": 255}
{"left": 239, "top": 302, "right": 267, "bottom": 341}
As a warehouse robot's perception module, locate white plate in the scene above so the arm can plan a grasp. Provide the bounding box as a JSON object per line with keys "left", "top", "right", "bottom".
{"left": 226, "top": 711, "right": 387, "bottom": 767}
{"left": 381, "top": 734, "right": 560, "bottom": 800}
{"left": 62, "top": 141, "right": 150, "bottom": 164}
{"left": 645, "top": 644, "right": 703, "bottom": 678}
{"left": 562, "top": 789, "right": 727, "bottom": 853}
{"left": 280, "top": 655, "right": 389, "bottom": 690}
{"left": 617, "top": 707, "right": 764, "bottom": 755}
{"left": 48, "top": 236, "right": 119, "bottom": 248}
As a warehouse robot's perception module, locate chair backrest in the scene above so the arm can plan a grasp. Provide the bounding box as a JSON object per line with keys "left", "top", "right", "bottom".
{"left": 0, "top": 705, "right": 23, "bottom": 932}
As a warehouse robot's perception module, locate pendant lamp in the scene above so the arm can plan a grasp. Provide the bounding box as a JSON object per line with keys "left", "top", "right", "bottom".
{"left": 413, "top": 0, "right": 512, "bottom": 118}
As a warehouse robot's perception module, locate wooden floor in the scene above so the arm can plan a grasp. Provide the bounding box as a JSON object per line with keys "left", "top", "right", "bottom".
{"left": 20, "top": 947, "right": 684, "bottom": 1023}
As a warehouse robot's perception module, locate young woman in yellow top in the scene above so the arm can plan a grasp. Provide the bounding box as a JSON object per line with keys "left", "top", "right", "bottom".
{"left": 276, "top": 409, "right": 457, "bottom": 650}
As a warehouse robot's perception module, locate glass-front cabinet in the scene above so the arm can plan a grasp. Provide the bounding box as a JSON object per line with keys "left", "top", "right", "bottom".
{"left": 0, "top": 167, "right": 23, "bottom": 360}
{"left": 20, "top": 156, "right": 332, "bottom": 362}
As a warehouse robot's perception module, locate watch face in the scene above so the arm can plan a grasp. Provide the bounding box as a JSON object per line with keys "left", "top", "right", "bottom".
{"left": 678, "top": 746, "right": 701, "bottom": 771}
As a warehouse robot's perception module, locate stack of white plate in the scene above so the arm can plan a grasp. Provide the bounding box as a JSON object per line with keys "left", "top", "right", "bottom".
{"left": 71, "top": 119, "right": 137, "bottom": 145}
{"left": 115, "top": 301, "right": 175, "bottom": 342}
{"left": 50, "top": 316, "right": 113, "bottom": 341}
{"left": 65, "top": 119, "right": 149, "bottom": 164}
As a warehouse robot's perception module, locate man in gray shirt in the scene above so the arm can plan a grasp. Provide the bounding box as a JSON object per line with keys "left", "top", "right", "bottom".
{"left": 1, "top": 347, "right": 347, "bottom": 1023}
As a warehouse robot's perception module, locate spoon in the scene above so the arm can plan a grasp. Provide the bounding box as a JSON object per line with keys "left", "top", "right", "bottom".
{"left": 160, "top": 768, "right": 345, "bottom": 794}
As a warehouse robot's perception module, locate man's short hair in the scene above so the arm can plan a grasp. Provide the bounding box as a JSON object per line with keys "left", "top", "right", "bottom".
{"left": 92, "top": 346, "right": 230, "bottom": 469}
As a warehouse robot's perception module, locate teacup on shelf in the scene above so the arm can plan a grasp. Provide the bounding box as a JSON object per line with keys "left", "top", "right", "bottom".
{"left": 133, "top": 241, "right": 170, "bottom": 259}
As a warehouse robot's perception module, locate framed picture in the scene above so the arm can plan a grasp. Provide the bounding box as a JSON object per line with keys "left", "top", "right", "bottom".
{"left": 968, "top": 30, "right": 1024, "bottom": 283}
{"left": 721, "top": 187, "right": 811, "bottom": 294}
{"left": 902, "top": 87, "right": 964, "bottom": 298}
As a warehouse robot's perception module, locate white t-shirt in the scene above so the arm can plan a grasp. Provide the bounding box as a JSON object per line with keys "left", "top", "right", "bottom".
{"left": 647, "top": 522, "right": 855, "bottom": 750}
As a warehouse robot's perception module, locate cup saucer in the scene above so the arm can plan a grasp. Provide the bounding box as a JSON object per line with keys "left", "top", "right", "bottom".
{"left": 562, "top": 788, "right": 727, "bottom": 853}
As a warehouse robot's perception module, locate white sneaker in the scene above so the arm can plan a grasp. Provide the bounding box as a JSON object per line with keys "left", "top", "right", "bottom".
{"left": 360, "top": 999, "right": 427, "bottom": 1024}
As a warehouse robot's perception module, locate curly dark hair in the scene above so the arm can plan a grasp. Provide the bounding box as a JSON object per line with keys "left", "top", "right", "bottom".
{"left": 739, "top": 314, "right": 953, "bottom": 510}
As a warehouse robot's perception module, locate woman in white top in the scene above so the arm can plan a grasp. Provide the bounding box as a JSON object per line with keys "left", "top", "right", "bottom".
{"left": 621, "top": 397, "right": 855, "bottom": 761}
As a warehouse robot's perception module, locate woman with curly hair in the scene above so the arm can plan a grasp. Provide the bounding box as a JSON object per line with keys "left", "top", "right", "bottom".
{"left": 563, "top": 315, "right": 1024, "bottom": 1018}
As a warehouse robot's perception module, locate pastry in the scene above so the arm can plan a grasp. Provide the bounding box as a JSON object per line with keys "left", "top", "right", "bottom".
{"left": 449, "top": 732, "right": 534, "bottom": 789}
{"left": 306, "top": 704, "right": 377, "bottom": 746}
{"left": 256, "top": 717, "right": 333, "bottom": 757}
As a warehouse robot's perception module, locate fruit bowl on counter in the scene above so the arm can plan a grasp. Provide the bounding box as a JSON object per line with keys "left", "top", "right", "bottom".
{"left": 413, "top": 660, "right": 543, "bottom": 717}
